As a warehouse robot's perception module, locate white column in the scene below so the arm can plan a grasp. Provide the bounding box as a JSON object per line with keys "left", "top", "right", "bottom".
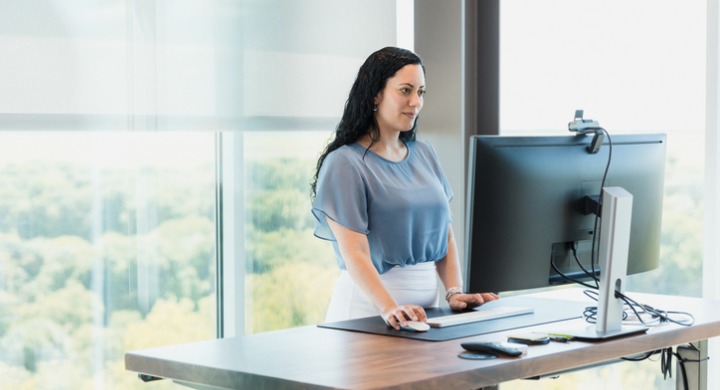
{"left": 220, "top": 131, "right": 247, "bottom": 337}
{"left": 704, "top": 0, "right": 720, "bottom": 388}
{"left": 414, "top": 0, "right": 466, "bottom": 275}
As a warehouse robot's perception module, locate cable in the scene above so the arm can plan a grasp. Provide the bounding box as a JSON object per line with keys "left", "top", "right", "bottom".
{"left": 616, "top": 344, "right": 711, "bottom": 390}
{"left": 550, "top": 259, "right": 598, "bottom": 290}
{"left": 660, "top": 345, "right": 710, "bottom": 390}
{"left": 661, "top": 347, "right": 676, "bottom": 382}
{"left": 550, "top": 129, "right": 610, "bottom": 291}
{"left": 553, "top": 128, "right": 612, "bottom": 290}
{"left": 580, "top": 289, "right": 628, "bottom": 323}
{"left": 621, "top": 349, "right": 662, "bottom": 362}
{"left": 570, "top": 244, "right": 599, "bottom": 288}
{"left": 588, "top": 128, "right": 612, "bottom": 286}
{"left": 615, "top": 290, "right": 695, "bottom": 327}
{"left": 614, "top": 344, "right": 710, "bottom": 390}
{"left": 676, "top": 344, "right": 710, "bottom": 390}
{"left": 579, "top": 289, "right": 695, "bottom": 327}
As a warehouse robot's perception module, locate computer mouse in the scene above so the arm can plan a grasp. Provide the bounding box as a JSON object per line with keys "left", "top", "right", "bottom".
{"left": 400, "top": 321, "right": 430, "bottom": 332}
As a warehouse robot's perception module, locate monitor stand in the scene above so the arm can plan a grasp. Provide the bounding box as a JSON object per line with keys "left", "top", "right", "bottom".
{"left": 567, "top": 324, "right": 648, "bottom": 341}
{"left": 567, "top": 187, "right": 648, "bottom": 341}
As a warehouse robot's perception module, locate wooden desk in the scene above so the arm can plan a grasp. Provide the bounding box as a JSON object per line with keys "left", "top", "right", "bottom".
{"left": 125, "top": 292, "right": 719, "bottom": 389}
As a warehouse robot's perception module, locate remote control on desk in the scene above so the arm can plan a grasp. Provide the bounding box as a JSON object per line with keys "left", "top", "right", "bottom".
{"left": 461, "top": 341, "right": 526, "bottom": 357}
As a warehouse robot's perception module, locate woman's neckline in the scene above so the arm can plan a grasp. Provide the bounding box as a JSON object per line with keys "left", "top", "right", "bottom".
{"left": 354, "top": 140, "right": 412, "bottom": 163}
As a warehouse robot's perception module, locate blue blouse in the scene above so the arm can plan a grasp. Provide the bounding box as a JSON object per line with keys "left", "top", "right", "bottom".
{"left": 312, "top": 140, "right": 454, "bottom": 274}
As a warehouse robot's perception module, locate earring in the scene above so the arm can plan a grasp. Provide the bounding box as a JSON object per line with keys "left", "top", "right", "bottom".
{"left": 372, "top": 105, "right": 378, "bottom": 112}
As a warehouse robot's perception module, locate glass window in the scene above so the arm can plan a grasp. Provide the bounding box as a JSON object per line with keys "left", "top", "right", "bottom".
{"left": 0, "top": 1, "right": 222, "bottom": 388}
{"left": 240, "top": 131, "right": 337, "bottom": 333}
{"left": 499, "top": 1, "right": 705, "bottom": 389}
{"left": 217, "top": 0, "right": 401, "bottom": 337}
{"left": 0, "top": 132, "right": 216, "bottom": 389}
{"left": 1, "top": 1, "right": 405, "bottom": 388}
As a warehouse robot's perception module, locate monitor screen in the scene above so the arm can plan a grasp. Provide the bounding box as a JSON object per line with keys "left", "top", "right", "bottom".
{"left": 465, "top": 133, "right": 666, "bottom": 293}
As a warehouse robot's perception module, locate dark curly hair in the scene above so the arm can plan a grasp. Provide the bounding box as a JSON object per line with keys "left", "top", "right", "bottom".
{"left": 311, "top": 47, "right": 425, "bottom": 198}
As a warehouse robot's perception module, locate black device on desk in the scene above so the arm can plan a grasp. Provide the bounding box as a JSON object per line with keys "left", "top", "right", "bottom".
{"left": 461, "top": 341, "right": 526, "bottom": 357}
{"left": 506, "top": 332, "right": 551, "bottom": 345}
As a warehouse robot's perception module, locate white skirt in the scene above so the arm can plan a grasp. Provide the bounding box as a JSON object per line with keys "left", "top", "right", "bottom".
{"left": 324, "top": 261, "right": 439, "bottom": 322}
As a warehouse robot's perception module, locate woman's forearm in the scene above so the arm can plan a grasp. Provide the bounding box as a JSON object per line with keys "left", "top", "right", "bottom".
{"left": 436, "top": 224, "right": 464, "bottom": 291}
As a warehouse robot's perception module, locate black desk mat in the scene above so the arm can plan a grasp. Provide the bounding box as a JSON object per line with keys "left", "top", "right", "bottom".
{"left": 317, "top": 295, "right": 588, "bottom": 341}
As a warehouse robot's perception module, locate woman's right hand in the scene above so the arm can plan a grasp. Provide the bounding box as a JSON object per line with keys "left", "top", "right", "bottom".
{"left": 382, "top": 304, "right": 427, "bottom": 330}
{"left": 448, "top": 292, "right": 500, "bottom": 311}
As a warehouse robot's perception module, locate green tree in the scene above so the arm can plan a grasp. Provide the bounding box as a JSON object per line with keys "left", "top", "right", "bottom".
{"left": 250, "top": 262, "right": 338, "bottom": 333}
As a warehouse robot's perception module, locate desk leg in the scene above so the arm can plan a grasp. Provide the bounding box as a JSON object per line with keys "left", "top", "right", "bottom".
{"left": 676, "top": 340, "right": 708, "bottom": 390}
{"left": 699, "top": 340, "right": 709, "bottom": 390}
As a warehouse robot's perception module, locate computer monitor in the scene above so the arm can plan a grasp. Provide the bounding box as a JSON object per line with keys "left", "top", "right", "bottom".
{"left": 465, "top": 133, "right": 667, "bottom": 294}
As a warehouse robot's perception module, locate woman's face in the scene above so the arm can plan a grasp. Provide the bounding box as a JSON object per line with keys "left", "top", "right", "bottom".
{"left": 374, "top": 64, "right": 425, "bottom": 134}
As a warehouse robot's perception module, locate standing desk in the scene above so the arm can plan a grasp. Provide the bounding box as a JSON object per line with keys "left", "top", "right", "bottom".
{"left": 125, "top": 291, "right": 719, "bottom": 389}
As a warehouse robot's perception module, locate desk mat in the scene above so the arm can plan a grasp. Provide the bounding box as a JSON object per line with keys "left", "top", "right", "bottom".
{"left": 317, "top": 296, "right": 588, "bottom": 341}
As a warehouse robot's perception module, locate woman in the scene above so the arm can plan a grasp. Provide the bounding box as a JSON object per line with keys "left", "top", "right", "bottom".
{"left": 311, "top": 47, "right": 498, "bottom": 330}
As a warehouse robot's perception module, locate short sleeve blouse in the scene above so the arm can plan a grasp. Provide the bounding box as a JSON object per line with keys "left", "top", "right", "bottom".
{"left": 311, "top": 140, "right": 454, "bottom": 274}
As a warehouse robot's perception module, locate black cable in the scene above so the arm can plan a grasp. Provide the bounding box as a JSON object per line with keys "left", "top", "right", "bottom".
{"left": 570, "top": 244, "right": 599, "bottom": 288}
{"left": 579, "top": 289, "right": 695, "bottom": 327}
{"left": 551, "top": 128, "right": 611, "bottom": 291}
{"left": 616, "top": 344, "right": 710, "bottom": 390}
{"left": 677, "top": 350, "right": 689, "bottom": 390}
{"left": 661, "top": 346, "right": 700, "bottom": 390}
{"left": 588, "top": 128, "right": 612, "bottom": 286}
{"left": 615, "top": 290, "right": 695, "bottom": 326}
{"left": 550, "top": 259, "right": 598, "bottom": 290}
{"left": 654, "top": 344, "right": 712, "bottom": 390}
{"left": 580, "top": 289, "right": 629, "bottom": 323}
{"left": 661, "top": 347, "right": 674, "bottom": 381}
{"left": 674, "top": 344, "right": 711, "bottom": 390}
{"left": 621, "top": 349, "right": 661, "bottom": 362}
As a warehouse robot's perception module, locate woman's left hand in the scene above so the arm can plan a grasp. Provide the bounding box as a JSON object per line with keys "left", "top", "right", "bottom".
{"left": 448, "top": 292, "right": 500, "bottom": 311}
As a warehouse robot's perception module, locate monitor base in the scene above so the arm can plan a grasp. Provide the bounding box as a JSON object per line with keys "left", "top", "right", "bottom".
{"left": 565, "top": 324, "right": 648, "bottom": 341}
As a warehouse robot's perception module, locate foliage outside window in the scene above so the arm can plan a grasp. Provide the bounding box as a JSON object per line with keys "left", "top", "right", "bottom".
{"left": 0, "top": 132, "right": 216, "bottom": 389}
